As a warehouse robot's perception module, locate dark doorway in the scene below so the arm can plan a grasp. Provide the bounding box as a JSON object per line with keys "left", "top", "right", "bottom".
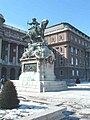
{"left": 10, "top": 68, "right": 15, "bottom": 80}
{"left": 1, "top": 67, "right": 7, "bottom": 79}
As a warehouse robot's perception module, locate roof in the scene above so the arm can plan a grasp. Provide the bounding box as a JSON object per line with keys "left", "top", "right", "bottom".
{"left": 0, "top": 13, "right": 5, "bottom": 23}
{"left": 46, "top": 22, "right": 90, "bottom": 39}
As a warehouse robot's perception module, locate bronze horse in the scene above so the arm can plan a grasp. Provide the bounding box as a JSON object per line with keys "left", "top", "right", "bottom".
{"left": 23, "top": 18, "right": 49, "bottom": 43}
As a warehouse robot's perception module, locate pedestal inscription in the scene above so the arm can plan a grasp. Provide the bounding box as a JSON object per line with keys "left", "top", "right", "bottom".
{"left": 24, "top": 63, "right": 37, "bottom": 72}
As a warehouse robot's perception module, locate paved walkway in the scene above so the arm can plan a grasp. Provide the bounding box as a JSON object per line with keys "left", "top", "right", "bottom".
{"left": 19, "top": 83, "right": 90, "bottom": 120}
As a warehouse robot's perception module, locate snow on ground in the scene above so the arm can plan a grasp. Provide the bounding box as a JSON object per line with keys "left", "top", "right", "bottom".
{"left": 0, "top": 82, "right": 90, "bottom": 120}
{"left": 0, "top": 98, "right": 48, "bottom": 120}
{"left": 25, "top": 82, "right": 90, "bottom": 120}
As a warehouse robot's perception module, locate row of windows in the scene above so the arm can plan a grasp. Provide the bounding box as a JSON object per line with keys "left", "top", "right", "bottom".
{"left": 2, "top": 42, "right": 24, "bottom": 64}
{"left": 4, "top": 29, "right": 24, "bottom": 40}
{"left": 56, "top": 55, "right": 86, "bottom": 67}
{"left": 54, "top": 46, "right": 89, "bottom": 67}
{"left": 55, "top": 46, "right": 87, "bottom": 67}
{"left": 72, "top": 70, "right": 79, "bottom": 76}
{"left": 71, "top": 57, "right": 86, "bottom": 66}
{"left": 55, "top": 55, "right": 64, "bottom": 66}
{"left": 55, "top": 46, "right": 64, "bottom": 53}
{"left": 70, "top": 46, "right": 84, "bottom": 55}
{"left": 71, "top": 47, "right": 79, "bottom": 54}
{"left": 2, "top": 55, "right": 17, "bottom": 64}
{"left": 54, "top": 46, "right": 65, "bottom": 66}
{"left": 70, "top": 46, "right": 87, "bottom": 60}
{"left": 45, "top": 34, "right": 65, "bottom": 44}
{"left": 70, "top": 34, "right": 89, "bottom": 47}
{"left": 56, "top": 55, "right": 89, "bottom": 67}
{"left": 71, "top": 57, "right": 78, "bottom": 65}
{"left": 59, "top": 69, "right": 79, "bottom": 76}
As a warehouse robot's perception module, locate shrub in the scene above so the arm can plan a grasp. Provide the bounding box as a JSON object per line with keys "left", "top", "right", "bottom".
{"left": 75, "top": 77, "right": 80, "bottom": 84}
{"left": 0, "top": 81, "right": 19, "bottom": 109}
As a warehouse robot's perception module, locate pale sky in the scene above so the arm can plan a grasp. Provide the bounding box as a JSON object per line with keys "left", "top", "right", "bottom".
{"left": 0, "top": 0, "right": 90, "bottom": 36}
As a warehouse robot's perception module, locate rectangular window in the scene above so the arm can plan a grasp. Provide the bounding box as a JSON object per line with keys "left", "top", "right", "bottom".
{"left": 51, "top": 37, "right": 56, "bottom": 43}
{"left": 79, "top": 39, "right": 81, "bottom": 44}
{"left": 13, "top": 57, "right": 16, "bottom": 64}
{"left": 75, "top": 48, "right": 78, "bottom": 55}
{"left": 60, "top": 47, "right": 64, "bottom": 53}
{"left": 76, "top": 58, "right": 78, "bottom": 65}
{"left": 59, "top": 35, "right": 64, "bottom": 41}
{"left": 60, "top": 56, "right": 63, "bottom": 65}
{"left": 60, "top": 70, "right": 63, "bottom": 76}
{"left": 71, "top": 57, "right": 74, "bottom": 65}
{"left": 82, "top": 41, "right": 84, "bottom": 46}
{"left": 71, "top": 47, "right": 74, "bottom": 53}
{"left": 5, "top": 55, "right": 8, "bottom": 63}
{"left": 75, "top": 37, "right": 78, "bottom": 42}
{"left": 76, "top": 70, "right": 79, "bottom": 76}
{"left": 70, "top": 35, "right": 73, "bottom": 40}
{"left": 72, "top": 70, "right": 74, "bottom": 76}
{"left": 85, "top": 42, "right": 87, "bottom": 47}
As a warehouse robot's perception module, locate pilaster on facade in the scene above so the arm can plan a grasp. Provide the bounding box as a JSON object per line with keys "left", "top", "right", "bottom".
{"left": 56, "top": 34, "right": 58, "bottom": 43}
{"left": 16, "top": 45, "right": 19, "bottom": 65}
{"left": 64, "top": 45, "right": 68, "bottom": 66}
{"left": 0, "top": 37, "right": 2, "bottom": 63}
{"left": 8, "top": 43, "right": 10, "bottom": 64}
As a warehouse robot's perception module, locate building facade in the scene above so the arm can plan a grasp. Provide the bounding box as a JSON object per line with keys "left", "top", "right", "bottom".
{"left": 45, "top": 23, "right": 90, "bottom": 82}
{"left": 0, "top": 14, "right": 27, "bottom": 80}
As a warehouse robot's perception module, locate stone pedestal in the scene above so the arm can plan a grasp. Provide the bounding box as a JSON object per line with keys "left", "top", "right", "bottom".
{"left": 13, "top": 55, "right": 67, "bottom": 93}
{"left": 19, "top": 57, "right": 55, "bottom": 81}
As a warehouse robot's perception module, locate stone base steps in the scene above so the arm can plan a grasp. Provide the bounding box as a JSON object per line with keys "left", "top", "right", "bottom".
{"left": 12, "top": 80, "right": 67, "bottom": 93}
{"left": 68, "top": 83, "right": 90, "bottom": 90}
{"left": 19, "top": 106, "right": 66, "bottom": 120}
{"left": 76, "top": 83, "right": 90, "bottom": 88}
